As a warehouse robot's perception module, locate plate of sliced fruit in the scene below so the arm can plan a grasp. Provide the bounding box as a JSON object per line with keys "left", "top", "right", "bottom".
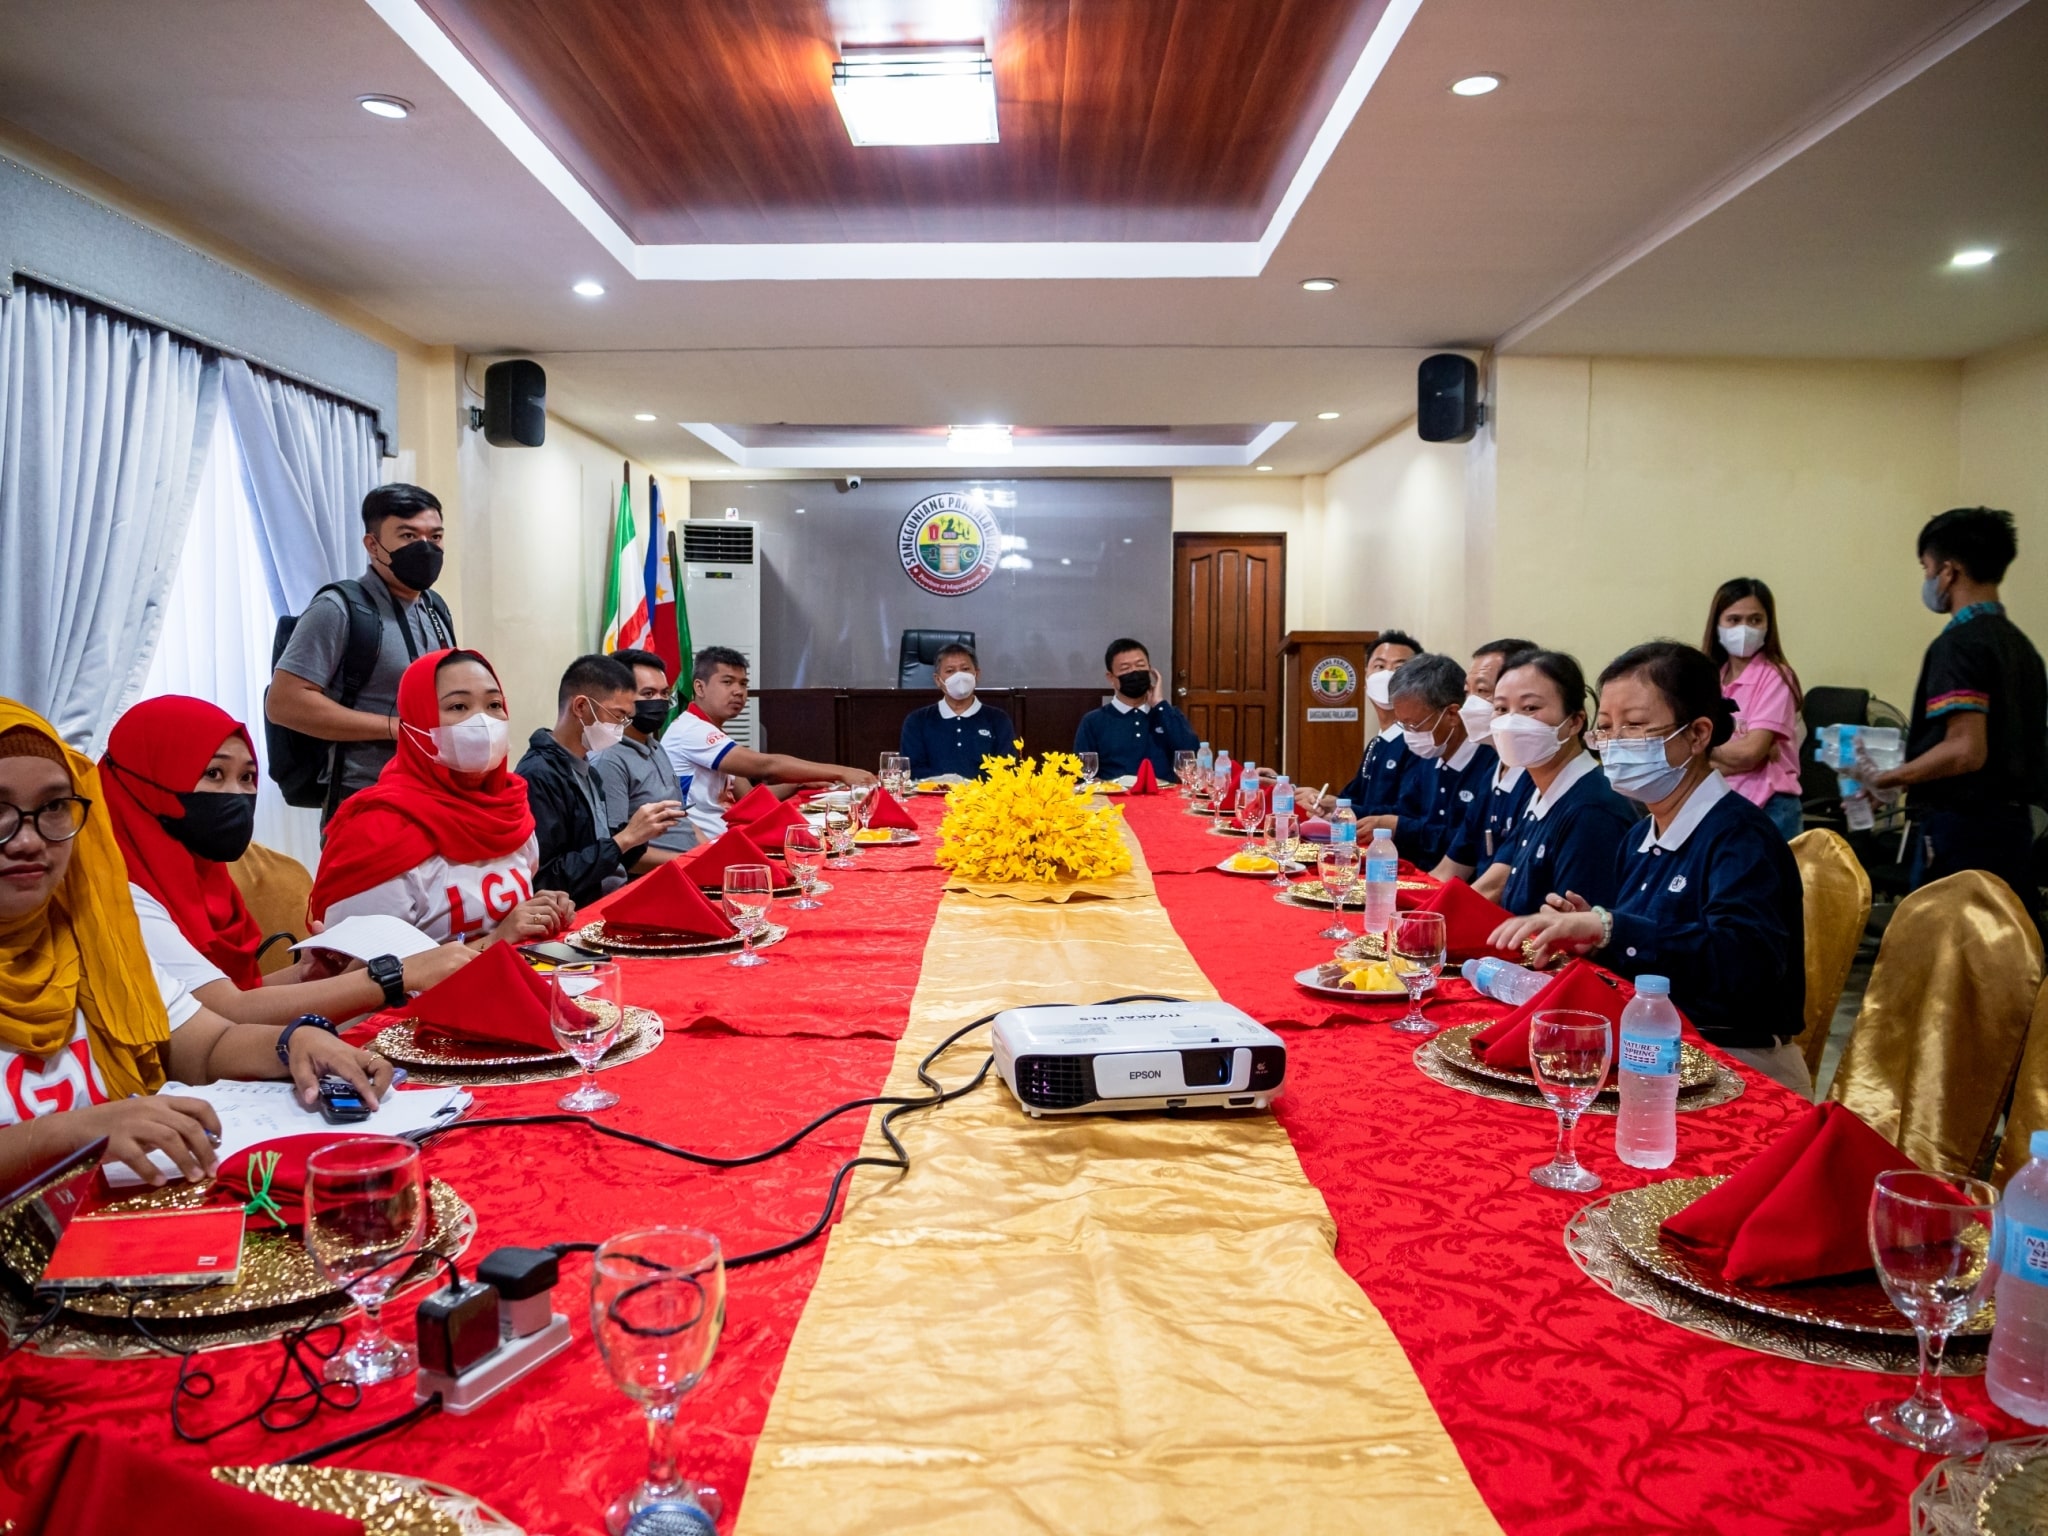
{"left": 1294, "top": 960, "right": 1407, "bottom": 999}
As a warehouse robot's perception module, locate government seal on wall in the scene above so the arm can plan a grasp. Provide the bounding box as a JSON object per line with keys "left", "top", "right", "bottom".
{"left": 1309, "top": 656, "right": 1359, "bottom": 702}
{"left": 899, "top": 493, "right": 1000, "bottom": 596}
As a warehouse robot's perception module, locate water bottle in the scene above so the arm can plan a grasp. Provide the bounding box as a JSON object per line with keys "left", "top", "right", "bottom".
{"left": 1360, "top": 826, "right": 1398, "bottom": 934}
{"left": 1460, "top": 956, "right": 1550, "bottom": 1006}
{"left": 1329, "top": 798, "right": 1358, "bottom": 847}
{"left": 1272, "top": 775, "right": 1295, "bottom": 819}
{"left": 1989, "top": 1131, "right": 2048, "bottom": 1425}
{"left": 1212, "top": 751, "right": 1233, "bottom": 805}
{"left": 1235, "top": 763, "right": 1263, "bottom": 829}
{"left": 1196, "top": 741, "right": 1214, "bottom": 778}
{"left": 1615, "top": 975, "right": 1682, "bottom": 1169}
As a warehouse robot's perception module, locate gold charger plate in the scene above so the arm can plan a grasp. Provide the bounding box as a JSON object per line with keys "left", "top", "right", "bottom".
{"left": 373, "top": 1004, "right": 657, "bottom": 1069}
{"left": 1432, "top": 1021, "right": 1721, "bottom": 1094}
{"left": 1278, "top": 877, "right": 1434, "bottom": 908}
{"left": 1979, "top": 1451, "right": 2048, "bottom": 1536}
{"left": 572, "top": 919, "right": 789, "bottom": 958}
{"left": 213, "top": 1467, "right": 525, "bottom": 1536}
{"left": 1606, "top": 1175, "right": 1995, "bottom": 1338}
{"left": 39, "top": 1179, "right": 472, "bottom": 1322}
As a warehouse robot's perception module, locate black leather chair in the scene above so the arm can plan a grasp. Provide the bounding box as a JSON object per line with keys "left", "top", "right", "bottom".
{"left": 898, "top": 630, "right": 976, "bottom": 690}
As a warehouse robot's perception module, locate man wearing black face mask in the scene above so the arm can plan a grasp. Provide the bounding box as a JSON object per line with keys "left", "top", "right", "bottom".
{"left": 592, "top": 649, "right": 700, "bottom": 871}
{"left": 269, "top": 483, "right": 457, "bottom": 823}
{"left": 1073, "top": 638, "right": 1200, "bottom": 782}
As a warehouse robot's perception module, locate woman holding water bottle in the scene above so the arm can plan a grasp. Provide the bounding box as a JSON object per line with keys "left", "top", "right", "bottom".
{"left": 1491, "top": 642, "right": 1810, "bottom": 1095}
{"left": 1702, "top": 578, "right": 1806, "bottom": 840}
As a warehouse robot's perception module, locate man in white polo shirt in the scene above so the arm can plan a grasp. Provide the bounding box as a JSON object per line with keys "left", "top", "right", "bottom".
{"left": 666, "top": 647, "right": 875, "bottom": 840}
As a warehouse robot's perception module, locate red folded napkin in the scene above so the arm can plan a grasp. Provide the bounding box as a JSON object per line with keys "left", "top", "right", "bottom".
{"left": 866, "top": 788, "right": 918, "bottom": 832}
{"left": 683, "top": 826, "right": 777, "bottom": 889}
{"left": 605, "top": 856, "right": 737, "bottom": 939}
{"left": 1662, "top": 1102, "right": 1914, "bottom": 1287}
{"left": 13, "top": 1428, "right": 363, "bottom": 1535}
{"left": 1404, "top": 878, "right": 1515, "bottom": 960}
{"left": 722, "top": 783, "right": 782, "bottom": 828}
{"left": 407, "top": 938, "right": 559, "bottom": 1051}
{"left": 212, "top": 1131, "right": 377, "bottom": 1228}
{"left": 1467, "top": 959, "right": 1627, "bottom": 1068}
{"left": 733, "top": 794, "right": 808, "bottom": 843}
{"left": 1130, "top": 759, "right": 1159, "bottom": 795}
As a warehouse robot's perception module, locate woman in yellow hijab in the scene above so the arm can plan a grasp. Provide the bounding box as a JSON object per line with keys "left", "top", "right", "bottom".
{"left": 0, "top": 702, "right": 391, "bottom": 1186}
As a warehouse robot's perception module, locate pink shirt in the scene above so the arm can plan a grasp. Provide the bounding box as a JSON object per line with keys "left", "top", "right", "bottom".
{"left": 1721, "top": 659, "right": 1802, "bottom": 805}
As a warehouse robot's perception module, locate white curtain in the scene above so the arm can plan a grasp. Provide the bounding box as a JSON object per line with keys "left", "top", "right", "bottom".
{"left": 0, "top": 282, "right": 221, "bottom": 750}
{"left": 220, "top": 355, "right": 378, "bottom": 612}
{"left": 141, "top": 407, "right": 323, "bottom": 872}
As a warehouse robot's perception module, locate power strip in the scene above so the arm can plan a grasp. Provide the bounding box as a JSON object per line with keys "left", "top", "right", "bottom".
{"left": 415, "top": 1314, "right": 571, "bottom": 1414}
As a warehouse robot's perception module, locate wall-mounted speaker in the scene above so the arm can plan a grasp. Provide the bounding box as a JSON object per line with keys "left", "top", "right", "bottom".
{"left": 1417, "top": 353, "right": 1480, "bottom": 444}
{"left": 483, "top": 359, "right": 547, "bottom": 447}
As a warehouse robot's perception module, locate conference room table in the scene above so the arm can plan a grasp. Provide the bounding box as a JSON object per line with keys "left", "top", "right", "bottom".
{"left": 0, "top": 791, "right": 2026, "bottom": 1533}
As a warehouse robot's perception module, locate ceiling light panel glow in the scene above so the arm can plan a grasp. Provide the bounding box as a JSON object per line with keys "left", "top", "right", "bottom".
{"left": 1950, "top": 248, "right": 1996, "bottom": 268}
{"left": 1450, "top": 74, "right": 1501, "bottom": 96}
{"left": 832, "top": 49, "right": 999, "bottom": 147}
{"left": 358, "top": 94, "right": 412, "bottom": 118}
{"left": 947, "top": 424, "right": 1014, "bottom": 454}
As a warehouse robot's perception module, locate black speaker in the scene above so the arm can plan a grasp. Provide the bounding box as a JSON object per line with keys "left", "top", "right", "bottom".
{"left": 1417, "top": 353, "right": 1479, "bottom": 444}
{"left": 483, "top": 359, "right": 547, "bottom": 447}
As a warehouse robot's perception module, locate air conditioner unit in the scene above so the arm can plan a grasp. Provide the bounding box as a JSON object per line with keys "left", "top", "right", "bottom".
{"left": 681, "top": 520, "right": 762, "bottom": 750}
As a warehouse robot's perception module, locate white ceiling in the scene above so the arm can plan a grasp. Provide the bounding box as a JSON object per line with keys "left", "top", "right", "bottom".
{"left": 0, "top": 0, "right": 2041, "bottom": 474}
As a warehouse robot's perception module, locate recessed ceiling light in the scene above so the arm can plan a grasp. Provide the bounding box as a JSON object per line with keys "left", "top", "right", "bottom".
{"left": 1317, "top": 411, "right": 1341, "bottom": 420}
{"left": 1255, "top": 464, "right": 1275, "bottom": 472}
{"left": 1060, "top": 558, "right": 1072, "bottom": 566}
{"left": 948, "top": 424, "right": 1013, "bottom": 454}
{"left": 1122, "top": 537, "right": 1133, "bottom": 545}
{"left": 832, "top": 48, "right": 999, "bottom": 146}
{"left": 572, "top": 279, "right": 606, "bottom": 298}
{"left": 1300, "top": 278, "right": 1338, "bottom": 293}
{"left": 634, "top": 412, "right": 656, "bottom": 421}
{"left": 1450, "top": 74, "right": 1502, "bottom": 97}
{"left": 357, "top": 94, "right": 412, "bottom": 119}
{"left": 794, "top": 507, "right": 806, "bottom": 515}
{"left": 1950, "top": 248, "right": 1997, "bottom": 268}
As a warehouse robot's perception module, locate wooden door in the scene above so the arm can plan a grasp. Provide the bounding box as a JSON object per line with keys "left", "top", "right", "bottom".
{"left": 1172, "top": 533, "right": 1285, "bottom": 767}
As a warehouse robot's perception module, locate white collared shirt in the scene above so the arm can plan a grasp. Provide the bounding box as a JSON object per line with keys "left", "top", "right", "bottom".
{"left": 1443, "top": 736, "right": 1481, "bottom": 773}
{"left": 1111, "top": 695, "right": 1151, "bottom": 716}
{"left": 1377, "top": 722, "right": 1401, "bottom": 743}
{"left": 1526, "top": 751, "right": 1598, "bottom": 823}
{"left": 942, "top": 696, "right": 984, "bottom": 720}
{"left": 1492, "top": 762, "right": 1525, "bottom": 794}
{"left": 1637, "top": 769, "right": 1732, "bottom": 853}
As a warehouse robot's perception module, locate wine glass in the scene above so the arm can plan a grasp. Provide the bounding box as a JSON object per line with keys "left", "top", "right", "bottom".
{"left": 1173, "top": 750, "right": 1196, "bottom": 795}
{"left": 1208, "top": 770, "right": 1234, "bottom": 818}
{"left": 1236, "top": 778, "right": 1266, "bottom": 852}
{"left": 591, "top": 1227, "right": 726, "bottom": 1534}
{"left": 1865, "top": 1170, "right": 1999, "bottom": 1454}
{"left": 304, "top": 1137, "right": 426, "bottom": 1385}
{"left": 1317, "top": 843, "right": 1359, "bottom": 941}
{"left": 782, "top": 826, "right": 826, "bottom": 910}
{"left": 1078, "top": 751, "right": 1100, "bottom": 789}
{"left": 820, "top": 806, "right": 856, "bottom": 871}
{"left": 1265, "top": 811, "right": 1298, "bottom": 888}
{"left": 1527, "top": 1010, "right": 1612, "bottom": 1192}
{"left": 1388, "top": 911, "right": 1448, "bottom": 1035}
{"left": 849, "top": 783, "right": 877, "bottom": 834}
{"left": 722, "top": 863, "right": 774, "bottom": 968}
{"left": 882, "top": 753, "right": 911, "bottom": 797}
{"left": 550, "top": 961, "right": 624, "bottom": 1112}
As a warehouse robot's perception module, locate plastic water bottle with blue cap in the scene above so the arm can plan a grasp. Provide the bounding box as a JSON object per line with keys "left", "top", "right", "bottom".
{"left": 1359, "top": 825, "right": 1398, "bottom": 937}
{"left": 1615, "top": 976, "right": 1681, "bottom": 1169}
{"left": 1461, "top": 956, "right": 1549, "bottom": 1007}
{"left": 1990, "top": 1130, "right": 2048, "bottom": 1425}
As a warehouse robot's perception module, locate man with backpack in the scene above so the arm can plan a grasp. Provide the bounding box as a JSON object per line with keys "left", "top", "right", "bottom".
{"left": 267, "top": 484, "right": 456, "bottom": 825}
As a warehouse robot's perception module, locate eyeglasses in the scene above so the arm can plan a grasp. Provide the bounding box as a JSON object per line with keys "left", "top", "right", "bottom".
{"left": 1584, "top": 724, "right": 1683, "bottom": 754}
{"left": 0, "top": 796, "right": 91, "bottom": 847}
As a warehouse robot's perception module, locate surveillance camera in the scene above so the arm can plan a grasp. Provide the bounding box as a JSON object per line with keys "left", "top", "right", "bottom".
{"left": 837, "top": 476, "right": 862, "bottom": 493}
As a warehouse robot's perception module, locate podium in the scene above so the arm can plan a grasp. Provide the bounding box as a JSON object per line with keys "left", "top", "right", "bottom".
{"left": 1279, "top": 631, "right": 1378, "bottom": 793}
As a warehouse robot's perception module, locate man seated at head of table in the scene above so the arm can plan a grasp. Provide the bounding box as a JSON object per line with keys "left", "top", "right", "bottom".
{"left": 1313, "top": 630, "right": 1424, "bottom": 818}
{"left": 1432, "top": 636, "right": 1539, "bottom": 884}
{"left": 1491, "top": 640, "right": 1810, "bottom": 1096}
{"left": 313, "top": 648, "right": 576, "bottom": 945}
{"left": 1073, "top": 637, "right": 1200, "bottom": 782}
{"left": 1351, "top": 653, "right": 1497, "bottom": 868}
{"left": 899, "top": 643, "right": 1017, "bottom": 782}
{"left": 0, "top": 701, "right": 391, "bottom": 1187}
{"left": 664, "top": 646, "right": 875, "bottom": 842}
{"left": 1471, "top": 648, "right": 1636, "bottom": 912}
{"left": 102, "top": 694, "right": 476, "bottom": 1028}
{"left": 592, "top": 648, "right": 701, "bottom": 873}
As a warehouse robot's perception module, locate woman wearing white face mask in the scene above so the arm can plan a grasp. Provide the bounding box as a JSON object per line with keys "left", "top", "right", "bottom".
{"left": 311, "top": 649, "right": 573, "bottom": 947}
{"left": 1474, "top": 651, "right": 1637, "bottom": 915}
{"left": 1435, "top": 638, "right": 1539, "bottom": 884}
{"left": 1703, "top": 577, "right": 1805, "bottom": 840}
{"left": 1492, "top": 642, "right": 1810, "bottom": 1095}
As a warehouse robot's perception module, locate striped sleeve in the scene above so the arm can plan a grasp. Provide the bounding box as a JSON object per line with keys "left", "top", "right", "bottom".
{"left": 1926, "top": 687, "right": 1991, "bottom": 717}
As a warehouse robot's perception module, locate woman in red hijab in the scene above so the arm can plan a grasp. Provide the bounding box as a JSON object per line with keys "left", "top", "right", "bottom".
{"left": 311, "top": 649, "right": 572, "bottom": 946}
{"left": 103, "top": 696, "right": 471, "bottom": 1026}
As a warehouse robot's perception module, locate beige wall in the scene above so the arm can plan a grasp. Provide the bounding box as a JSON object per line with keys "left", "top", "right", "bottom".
{"left": 1319, "top": 427, "right": 1477, "bottom": 653}
{"left": 1170, "top": 476, "right": 1319, "bottom": 633}
{"left": 1961, "top": 333, "right": 2048, "bottom": 640}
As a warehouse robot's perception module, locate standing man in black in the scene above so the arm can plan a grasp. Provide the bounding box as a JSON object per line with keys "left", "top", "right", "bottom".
{"left": 1869, "top": 506, "right": 2047, "bottom": 903}
{"left": 268, "top": 483, "right": 455, "bottom": 823}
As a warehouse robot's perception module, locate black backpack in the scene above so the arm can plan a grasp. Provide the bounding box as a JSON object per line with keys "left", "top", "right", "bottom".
{"left": 264, "top": 579, "right": 452, "bottom": 810}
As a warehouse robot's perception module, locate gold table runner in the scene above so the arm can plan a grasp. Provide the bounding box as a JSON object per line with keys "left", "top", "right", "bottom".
{"left": 736, "top": 836, "right": 1501, "bottom": 1534}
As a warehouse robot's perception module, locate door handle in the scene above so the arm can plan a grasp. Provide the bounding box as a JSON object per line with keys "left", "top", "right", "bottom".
{"left": 1177, "top": 686, "right": 1187, "bottom": 696}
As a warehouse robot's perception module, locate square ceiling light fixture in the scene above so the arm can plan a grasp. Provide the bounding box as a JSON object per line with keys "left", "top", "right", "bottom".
{"left": 947, "top": 424, "right": 1014, "bottom": 454}
{"left": 832, "top": 47, "right": 999, "bottom": 147}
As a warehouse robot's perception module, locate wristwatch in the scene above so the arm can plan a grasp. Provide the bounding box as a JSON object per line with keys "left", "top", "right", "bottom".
{"left": 276, "top": 1013, "right": 340, "bottom": 1069}
{"left": 367, "top": 953, "right": 407, "bottom": 1010}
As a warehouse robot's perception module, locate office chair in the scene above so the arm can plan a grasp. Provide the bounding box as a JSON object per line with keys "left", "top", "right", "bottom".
{"left": 899, "top": 630, "right": 976, "bottom": 690}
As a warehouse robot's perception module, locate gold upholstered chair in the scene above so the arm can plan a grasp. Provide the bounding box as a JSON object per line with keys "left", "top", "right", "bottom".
{"left": 227, "top": 841, "right": 315, "bottom": 976}
{"left": 1829, "top": 871, "right": 2044, "bottom": 1177}
{"left": 1789, "top": 830, "right": 1872, "bottom": 1082}
{"left": 1995, "top": 982, "right": 2048, "bottom": 1185}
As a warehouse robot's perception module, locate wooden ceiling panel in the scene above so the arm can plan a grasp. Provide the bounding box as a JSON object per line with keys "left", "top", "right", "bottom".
{"left": 416, "top": 0, "right": 1386, "bottom": 243}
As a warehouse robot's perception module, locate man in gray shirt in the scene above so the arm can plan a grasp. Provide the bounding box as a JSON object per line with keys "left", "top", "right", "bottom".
{"left": 593, "top": 649, "right": 700, "bottom": 868}
{"left": 269, "top": 483, "right": 456, "bottom": 820}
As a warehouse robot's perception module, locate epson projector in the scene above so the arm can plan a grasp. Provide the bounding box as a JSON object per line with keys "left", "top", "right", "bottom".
{"left": 991, "top": 1001, "right": 1286, "bottom": 1116}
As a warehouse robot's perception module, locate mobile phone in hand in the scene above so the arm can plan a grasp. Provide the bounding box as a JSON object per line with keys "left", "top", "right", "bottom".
{"left": 317, "top": 1076, "right": 373, "bottom": 1125}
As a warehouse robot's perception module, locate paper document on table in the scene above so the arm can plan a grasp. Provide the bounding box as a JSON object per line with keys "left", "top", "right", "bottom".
{"left": 291, "top": 914, "right": 438, "bottom": 962}
{"left": 104, "top": 1078, "right": 470, "bottom": 1187}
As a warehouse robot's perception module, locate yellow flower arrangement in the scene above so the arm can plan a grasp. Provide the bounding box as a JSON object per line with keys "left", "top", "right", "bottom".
{"left": 934, "top": 745, "right": 1133, "bottom": 885}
